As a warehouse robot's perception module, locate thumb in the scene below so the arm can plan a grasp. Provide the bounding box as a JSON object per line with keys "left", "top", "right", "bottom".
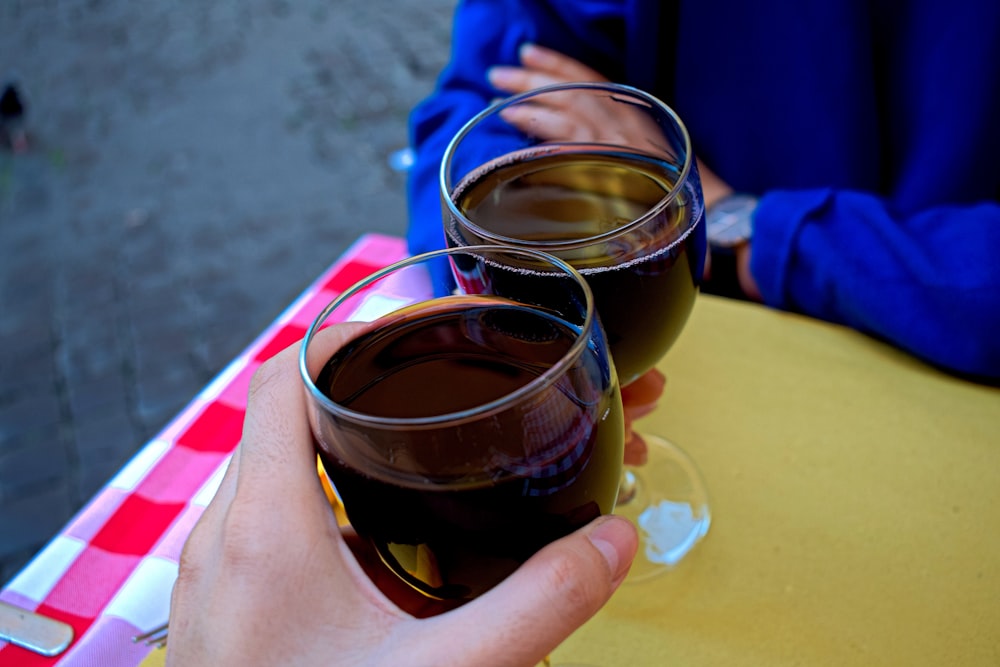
{"left": 421, "top": 516, "right": 637, "bottom": 666}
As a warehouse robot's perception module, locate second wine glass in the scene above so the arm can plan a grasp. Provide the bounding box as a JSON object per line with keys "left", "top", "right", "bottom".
{"left": 440, "top": 82, "right": 711, "bottom": 580}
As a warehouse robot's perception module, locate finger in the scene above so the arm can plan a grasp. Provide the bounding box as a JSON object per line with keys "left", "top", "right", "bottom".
{"left": 237, "top": 323, "right": 367, "bottom": 500}
{"left": 174, "top": 443, "right": 241, "bottom": 576}
{"left": 736, "top": 242, "right": 762, "bottom": 301}
{"left": 201, "top": 444, "right": 240, "bottom": 520}
{"left": 169, "top": 449, "right": 240, "bottom": 643}
{"left": 621, "top": 368, "right": 666, "bottom": 408}
{"left": 624, "top": 430, "right": 648, "bottom": 466}
{"left": 498, "top": 103, "right": 596, "bottom": 143}
{"left": 340, "top": 529, "right": 465, "bottom": 618}
{"left": 518, "top": 43, "right": 609, "bottom": 83}
{"left": 487, "top": 65, "right": 568, "bottom": 95}
{"left": 625, "top": 400, "right": 658, "bottom": 422}
{"left": 235, "top": 344, "right": 319, "bottom": 499}
{"left": 489, "top": 44, "right": 609, "bottom": 95}
{"left": 417, "top": 516, "right": 637, "bottom": 666}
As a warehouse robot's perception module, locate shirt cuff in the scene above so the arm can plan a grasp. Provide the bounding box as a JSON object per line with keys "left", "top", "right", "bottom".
{"left": 750, "top": 188, "right": 834, "bottom": 309}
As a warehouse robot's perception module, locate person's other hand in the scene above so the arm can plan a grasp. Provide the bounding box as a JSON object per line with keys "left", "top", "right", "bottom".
{"left": 488, "top": 43, "right": 609, "bottom": 93}
{"left": 487, "top": 44, "right": 733, "bottom": 200}
{"left": 488, "top": 45, "right": 741, "bottom": 287}
{"left": 734, "top": 242, "right": 762, "bottom": 301}
{"left": 166, "top": 325, "right": 638, "bottom": 667}
{"left": 487, "top": 44, "right": 656, "bottom": 147}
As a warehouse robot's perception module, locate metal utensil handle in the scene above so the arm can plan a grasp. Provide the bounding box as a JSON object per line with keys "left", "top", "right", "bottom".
{"left": 0, "top": 600, "right": 74, "bottom": 657}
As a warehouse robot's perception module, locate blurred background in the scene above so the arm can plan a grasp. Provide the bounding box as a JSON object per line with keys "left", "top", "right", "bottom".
{"left": 0, "top": 0, "right": 457, "bottom": 585}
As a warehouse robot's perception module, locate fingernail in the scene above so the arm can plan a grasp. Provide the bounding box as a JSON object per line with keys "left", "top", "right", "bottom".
{"left": 587, "top": 516, "right": 637, "bottom": 586}
{"left": 518, "top": 42, "right": 536, "bottom": 61}
{"left": 487, "top": 66, "right": 511, "bottom": 87}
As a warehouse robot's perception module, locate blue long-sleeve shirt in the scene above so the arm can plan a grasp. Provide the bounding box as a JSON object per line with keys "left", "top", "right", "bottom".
{"left": 406, "top": 0, "right": 1000, "bottom": 380}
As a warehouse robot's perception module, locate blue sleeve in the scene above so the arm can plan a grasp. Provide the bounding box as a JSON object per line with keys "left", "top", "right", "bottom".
{"left": 406, "top": 0, "right": 630, "bottom": 283}
{"left": 405, "top": 0, "right": 525, "bottom": 271}
{"left": 752, "top": 192, "right": 1000, "bottom": 380}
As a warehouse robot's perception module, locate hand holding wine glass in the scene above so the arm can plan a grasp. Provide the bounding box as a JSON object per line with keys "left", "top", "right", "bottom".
{"left": 166, "top": 317, "right": 637, "bottom": 667}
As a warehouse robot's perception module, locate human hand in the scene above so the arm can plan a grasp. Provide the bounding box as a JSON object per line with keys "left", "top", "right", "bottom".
{"left": 166, "top": 325, "right": 638, "bottom": 667}
{"left": 487, "top": 44, "right": 658, "bottom": 146}
{"left": 734, "top": 242, "right": 762, "bottom": 301}
{"left": 488, "top": 43, "right": 610, "bottom": 93}
{"left": 489, "top": 44, "right": 739, "bottom": 285}
{"left": 620, "top": 369, "right": 666, "bottom": 466}
{"left": 488, "top": 44, "right": 732, "bottom": 200}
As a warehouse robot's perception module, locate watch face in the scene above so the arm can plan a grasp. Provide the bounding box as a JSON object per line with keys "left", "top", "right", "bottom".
{"left": 706, "top": 194, "right": 757, "bottom": 248}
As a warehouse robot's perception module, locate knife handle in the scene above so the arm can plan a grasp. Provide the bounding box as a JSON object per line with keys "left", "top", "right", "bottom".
{"left": 0, "top": 600, "right": 74, "bottom": 657}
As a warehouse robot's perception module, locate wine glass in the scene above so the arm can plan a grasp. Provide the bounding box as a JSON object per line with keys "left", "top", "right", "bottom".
{"left": 299, "top": 245, "right": 624, "bottom": 608}
{"left": 440, "top": 82, "right": 710, "bottom": 580}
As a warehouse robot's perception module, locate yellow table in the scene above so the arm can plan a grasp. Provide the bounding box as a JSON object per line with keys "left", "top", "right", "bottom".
{"left": 141, "top": 294, "right": 999, "bottom": 666}
{"left": 553, "top": 294, "right": 1000, "bottom": 666}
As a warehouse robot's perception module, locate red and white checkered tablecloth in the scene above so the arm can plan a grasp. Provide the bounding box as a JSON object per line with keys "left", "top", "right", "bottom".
{"left": 0, "top": 234, "right": 410, "bottom": 666}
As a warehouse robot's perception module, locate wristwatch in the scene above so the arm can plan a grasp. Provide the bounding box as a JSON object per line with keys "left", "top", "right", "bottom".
{"left": 706, "top": 193, "right": 758, "bottom": 250}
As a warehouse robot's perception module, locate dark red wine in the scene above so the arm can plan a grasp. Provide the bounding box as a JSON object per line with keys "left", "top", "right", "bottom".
{"left": 313, "top": 296, "right": 623, "bottom": 602}
{"left": 447, "top": 148, "right": 706, "bottom": 384}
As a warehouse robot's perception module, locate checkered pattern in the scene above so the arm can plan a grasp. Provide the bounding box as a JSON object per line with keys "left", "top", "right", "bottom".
{"left": 0, "top": 234, "right": 410, "bottom": 666}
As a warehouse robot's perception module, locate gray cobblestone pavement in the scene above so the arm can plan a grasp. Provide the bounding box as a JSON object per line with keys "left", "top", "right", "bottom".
{"left": 0, "top": 0, "right": 457, "bottom": 584}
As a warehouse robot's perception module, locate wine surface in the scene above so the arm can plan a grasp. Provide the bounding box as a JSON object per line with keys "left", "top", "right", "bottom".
{"left": 448, "top": 148, "right": 706, "bottom": 383}
{"left": 313, "top": 296, "right": 623, "bottom": 601}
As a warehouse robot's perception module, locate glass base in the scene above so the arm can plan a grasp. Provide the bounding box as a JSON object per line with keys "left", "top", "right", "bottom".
{"left": 615, "top": 433, "right": 711, "bottom": 582}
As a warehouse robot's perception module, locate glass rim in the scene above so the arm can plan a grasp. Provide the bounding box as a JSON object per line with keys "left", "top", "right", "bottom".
{"left": 298, "top": 244, "right": 600, "bottom": 428}
{"left": 440, "top": 81, "right": 695, "bottom": 252}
